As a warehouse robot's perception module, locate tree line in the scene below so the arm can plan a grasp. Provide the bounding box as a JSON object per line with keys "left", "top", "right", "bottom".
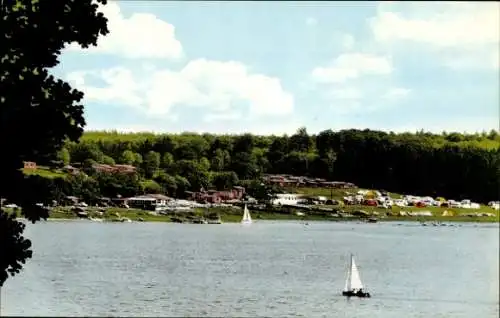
{"left": 31, "top": 128, "right": 500, "bottom": 203}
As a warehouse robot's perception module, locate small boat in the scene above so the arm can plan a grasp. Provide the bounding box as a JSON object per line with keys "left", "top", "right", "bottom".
{"left": 241, "top": 204, "right": 252, "bottom": 225}
{"left": 192, "top": 218, "right": 208, "bottom": 224}
{"left": 207, "top": 216, "right": 223, "bottom": 224}
{"left": 170, "top": 217, "right": 184, "bottom": 223}
{"left": 342, "top": 254, "right": 371, "bottom": 298}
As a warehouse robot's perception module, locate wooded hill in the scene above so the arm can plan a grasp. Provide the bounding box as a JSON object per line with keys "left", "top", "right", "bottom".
{"left": 41, "top": 128, "right": 500, "bottom": 203}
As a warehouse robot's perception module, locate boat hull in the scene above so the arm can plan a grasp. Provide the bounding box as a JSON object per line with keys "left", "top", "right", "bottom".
{"left": 342, "top": 291, "right": 371, "bottom": 298}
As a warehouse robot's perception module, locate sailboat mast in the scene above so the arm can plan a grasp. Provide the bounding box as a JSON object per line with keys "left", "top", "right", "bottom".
{"left": 348, "top": 253, "right": 354, "bottom": 291}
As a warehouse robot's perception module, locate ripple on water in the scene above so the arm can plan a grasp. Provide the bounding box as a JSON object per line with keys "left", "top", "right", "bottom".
{"left": 3, "top": 221, "right": 499, "bottom": 318}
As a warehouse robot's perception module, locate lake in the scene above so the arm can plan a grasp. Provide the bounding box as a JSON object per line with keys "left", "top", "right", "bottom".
{"left": 2, "top": 220, "right": 499, "bottom": 317}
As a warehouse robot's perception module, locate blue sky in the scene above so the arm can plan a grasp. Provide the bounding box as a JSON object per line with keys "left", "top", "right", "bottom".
{"left": 54, "top": 1, "right": 500, "bottom": 135}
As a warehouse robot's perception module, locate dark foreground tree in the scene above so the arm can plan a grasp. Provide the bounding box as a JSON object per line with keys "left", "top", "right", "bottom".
{"left": 0, "top": 0, "right": 109, "bottom": 286}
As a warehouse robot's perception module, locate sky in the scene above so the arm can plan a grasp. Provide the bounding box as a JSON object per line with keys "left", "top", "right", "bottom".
{"left": 53, "top": 1, "right": 500, "bottom": 135}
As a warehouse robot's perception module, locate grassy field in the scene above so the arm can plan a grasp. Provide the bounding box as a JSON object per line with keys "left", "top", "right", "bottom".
{"left": 22, "top": 166, "right": 67, "bottom": 179}
{"left": 6, "top": 204, "right": 497, "bottom": 223}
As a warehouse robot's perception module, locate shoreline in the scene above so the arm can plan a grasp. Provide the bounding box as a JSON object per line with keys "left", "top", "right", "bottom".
{"left": 15, "top": 216, "right": 500, "bottom": 225}
{"left": 10, "top": 204, "right": 499, "bottom": 225}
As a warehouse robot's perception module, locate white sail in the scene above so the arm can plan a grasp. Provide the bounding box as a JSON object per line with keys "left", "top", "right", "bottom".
{"left": 349, "top": 256, "right": 364, "bottom": 290}
{"left": 343, "top": 260, "right": 351, "bottom": 292}
{"left": 241, "top": 204, "right": 252, "bottom": 224}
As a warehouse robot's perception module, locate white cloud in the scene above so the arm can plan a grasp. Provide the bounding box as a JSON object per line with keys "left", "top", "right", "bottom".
{"left": 67, "top": 2, "right": 183, "bottom": 59}
{"left": 67, "top": 68, "right": 144, "bottom": 110}
{"left": 370, "top": 2, "right": 500, "bottom": 70}
{"left": 66, "top": 2, "right": 293, "bottom": 125}
{"left": 382, "top": 87, "right": 411, "bottom": 100}
{"left": 306, "top": 17, "right": 317, "bottom": 26}
{"left": 311, "top": 53, "right": 393, "bottom": 83}
{"left": 371, "top": 3, "right": 499, "bottom": 48}
{"left": 310, "top": 52, "right": 403, "bottom": 115}
{"left": 67, "top": 59, "right": 294, "bottom": 119}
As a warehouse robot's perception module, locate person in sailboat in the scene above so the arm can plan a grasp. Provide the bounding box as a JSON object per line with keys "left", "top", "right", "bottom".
{"left": 353, "top": 288, "right": 362, "bottom": 296}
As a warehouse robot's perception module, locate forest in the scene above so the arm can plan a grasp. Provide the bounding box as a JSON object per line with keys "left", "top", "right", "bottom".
{"left": 26, "top": 127, "right": 499, "bottom": 204}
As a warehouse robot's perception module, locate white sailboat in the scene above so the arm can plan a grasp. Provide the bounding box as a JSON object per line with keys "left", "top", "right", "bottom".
{"left": 342, "top": 254, "right": 371, "bottom": 298}
{"left": 241, "top": 204, "right": 252, "bottom": 225}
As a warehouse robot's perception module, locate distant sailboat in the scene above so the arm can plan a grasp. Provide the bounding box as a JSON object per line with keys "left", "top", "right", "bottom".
{"left": 342, "top": 254, "right": 371, "bottom": 298}
{"left": 241, "top": 204, "right": 252, "bottom": 225}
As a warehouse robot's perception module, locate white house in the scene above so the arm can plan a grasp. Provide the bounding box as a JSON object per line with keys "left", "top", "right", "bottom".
{"left": 127, "top": 194, "right": 170, "bottom": 208}
{"left": 271, "top": 193, "right": 302, "bottom": 206}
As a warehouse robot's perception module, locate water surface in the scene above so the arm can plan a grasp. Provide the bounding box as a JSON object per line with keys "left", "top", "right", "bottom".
{"left": 2, "top": 221, "right": 499, "bottom": 317}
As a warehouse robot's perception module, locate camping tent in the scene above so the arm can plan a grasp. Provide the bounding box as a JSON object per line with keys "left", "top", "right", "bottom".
{"left": 364, "top": 190, "right": 376, "bottom": 199}
{"left": 442, "top": 210, "right": 454, "bottom": 216}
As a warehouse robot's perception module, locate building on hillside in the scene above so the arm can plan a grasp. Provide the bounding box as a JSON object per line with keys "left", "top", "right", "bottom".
{"left": 264, "top": 175, "right": 304, "bottom": 187}
{"left": 319, "top": 181, "right": 356, "bottom": 189}
{"left": 63, "top": 165, "right": 80, "bottom": 175}
{"left": 270, "top": 193, "right": 302, "bottom": 206}
{"left": 263, "top": 174, "right": 356, "bottom": 189}
{"left": 114, "top": 164, "right": 137, "bottom": 174}
{"left": 187, "top": 186, "right": 246, "bottom": 204}
{"left": 92, "top": 163, "right": 137, "bottom": 174}
{"left": 63, "top": 196, "right": 80, "bottom": 205}
{"left": 127, "top": 194, "right": 171, "bottom": 210}
{"left": 23, "top": 161, "right": 37, "bottom": 170}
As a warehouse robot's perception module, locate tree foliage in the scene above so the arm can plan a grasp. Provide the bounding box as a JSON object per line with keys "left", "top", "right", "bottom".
{"left": 56, "top": 148, "right": 71, "bottom": 166}
{"left": 0, "top": 0, "right": 109, "bottom": 286}
{"left": 143, "top": 151, "right": 160, "bottom": 179}
{"left": 68, "top": 128, "right": 500, "bottom": 204}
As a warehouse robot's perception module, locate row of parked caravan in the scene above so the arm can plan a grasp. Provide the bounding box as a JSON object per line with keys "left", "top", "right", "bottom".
{"left": 488, "top": 201, "right": 500, "bottom": 210}
{"left": 343, "top": 190, "right": 485, "bottom": 209}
